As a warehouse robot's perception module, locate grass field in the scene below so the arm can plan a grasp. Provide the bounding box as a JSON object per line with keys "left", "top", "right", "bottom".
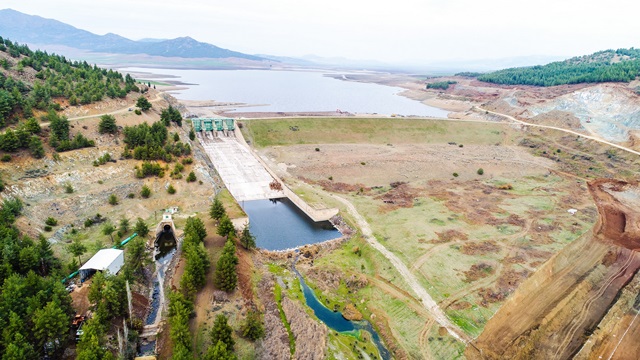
{"left": 242, "top": 118, "right": 507, "bottom": 148}
{"left": 241, "top": 117, "right": 638, "bottom": 356}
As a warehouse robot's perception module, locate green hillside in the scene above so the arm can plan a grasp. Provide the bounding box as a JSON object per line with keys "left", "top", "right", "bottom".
{"left": 477, "top": 48, "right": 640, "bottom": 86}
{"left": 0, "top": 37, "right": 140, "bottom": 155}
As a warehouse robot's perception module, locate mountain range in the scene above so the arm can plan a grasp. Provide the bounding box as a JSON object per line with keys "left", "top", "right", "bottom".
{"left": 0, "top": 8, "right": 265, "bottom": 61}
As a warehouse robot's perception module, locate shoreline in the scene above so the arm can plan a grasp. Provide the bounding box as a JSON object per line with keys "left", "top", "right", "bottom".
{"left": 137, "top": 66, "right": 461, "bottom": 119}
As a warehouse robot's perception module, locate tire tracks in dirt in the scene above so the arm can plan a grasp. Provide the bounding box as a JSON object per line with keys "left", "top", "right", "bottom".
{"left": 553, "top": 250, "right": 636, "bottom": 359}
{"left": 331, "top": 194, "right": 470, "bottom": 343}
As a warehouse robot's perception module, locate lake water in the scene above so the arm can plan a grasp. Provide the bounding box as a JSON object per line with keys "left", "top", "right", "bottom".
{"left": 121, "top": 67, "right": 449, "bottom": 117}
{"left": 241, "top": 198, "right": 341, "bottom": 251}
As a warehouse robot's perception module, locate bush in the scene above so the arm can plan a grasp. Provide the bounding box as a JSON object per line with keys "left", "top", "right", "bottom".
{"left": 141, "top": 185, "right": 151, "bottom": 198}
{"left": 98, "top": 115, "right": 117, "bottom": 134}
{"left": 108, "top": 194, "right": 118, "bottom": 205}
{"left": 181, "top": 158, "right": 193, "bottom": 165}
{"left": 44, "top": 225, "right": 52, "bottom": 232}
{"left": 134, "top": 109, "right": 141, "bottom": 115}
{"left": 453, "top": 172, "right": 459, "bottom": 177}
{"left": 45, "top": 217, "right": 58, "bottom": 226}
{"left": 64, "top": 183, "right": 74, "bottom": 193}
{"left": 127, "top": 193, "right": 135, "bottom": 199}
{"left": 167, "top": 184, "right": 176, "bottom": 194}
{"left": 477, "top": 168, "right": 484, "bottom": 175}
{"left": 1, "top": 154, "right": 11, "bottom": 162}
{"left": 84, "top": 218, "right": 94, "bottom": 228}
{"left": 186, "top": 171, "right": 196, "bottom": 182}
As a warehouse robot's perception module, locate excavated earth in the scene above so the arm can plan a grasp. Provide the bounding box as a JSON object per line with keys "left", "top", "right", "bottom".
{"left": 468, "top": 179, "right": 640, "bottom": 360}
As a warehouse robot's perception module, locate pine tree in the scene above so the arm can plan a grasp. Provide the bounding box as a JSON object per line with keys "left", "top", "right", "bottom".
{"left": 210, "top": 314, "right": 235, "bottom": 351}
{"left": 215, "top": 240, "right": 238, "bottom": 292}
{"left": 134, "top": 217, "right": 150, "bottom": 237}
{"left": 184, "top": 216, "right": 207, "bottom": 242}
{"left": 240, "top": 225, "right": 256, "bottom": 250}
{"left": 209, "top": 197, "right": 226, "bottom": 222}
{"left": 217, "top": 215, "right": 235, "bottom": 238}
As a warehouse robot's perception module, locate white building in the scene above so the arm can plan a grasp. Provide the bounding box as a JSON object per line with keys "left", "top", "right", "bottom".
{"left": 79, "top": 248, "right": 124, "bottom": 280}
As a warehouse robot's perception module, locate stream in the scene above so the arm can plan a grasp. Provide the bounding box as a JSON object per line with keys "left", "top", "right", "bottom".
{"left": 292, "top": 255, "right": 391, "bottom": 360}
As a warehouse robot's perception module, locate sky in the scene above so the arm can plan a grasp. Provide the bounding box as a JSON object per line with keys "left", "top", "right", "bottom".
{"left": 4, "top": 0, "right": 640, "bottom": 64}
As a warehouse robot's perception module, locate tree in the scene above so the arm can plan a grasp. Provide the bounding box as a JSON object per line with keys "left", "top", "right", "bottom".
{"left": 68, "top": 238, "right": 87, "bottom": 264}
{"left": 125, "top": 237, "right": 150, "bottom": 276}
{"left": 33, "top": 301, "right": 70, "bottom": 352}
{"left": 189, "top": 128, "right": 195, "bottom": 141}
{"left": 209, "top": 197, "right": 226, "bottom": 222}
{"left": 204, "top": 340, "right": 237, "bottom": 360}
{"left": 210, "top": 314, "right": 235, "bottom": 351}
{"left": 140, "top": 184, "right": 151, "bottom": 198}
{"left": 108, "top": 194, "right": 118, "bottom": 205}
{"left": 186, "top": 171, "right": 197, "bottom": 182}
{"left": 29, "top": 136, "right": 44, "bottom": 158}
{"left": 134, "top": 217, "right": 150, "bottom": 238}
{"left": 184, "top": 216, "right": 207, "bottom": 242}
{"left": 215, "top": 240, "right": 238, "bottom": 292}
{"left": 98, "top": 114, "right": 117, "bottom": 134}
{"left": 136, "top": 96, "right": 152, "bottom": 111}
{"left": 102, "top": 222, "right": 116, "bottom": 243}
{"left": 167, "top": 184, "right": 176, "bottom": 194}
{"left": 239, "top": 225, "right": 256, "bottom": 250}
{"left": 3, "top": 332, "right": 36, "bottom": 360}
{"left": 241, "top": 310, "right": 265, "bottom": 341}
{"left": 180, "top": 241, "right": 210, "bottom": 295}
{"left": 119, "top": 217, "right": 130, "bottom": 234}
{"left": 217, "top": 215, "right": 235, "bottom": 238}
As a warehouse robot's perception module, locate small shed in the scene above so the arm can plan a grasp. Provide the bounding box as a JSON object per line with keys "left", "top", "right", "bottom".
{"left": 79, "top": 249, "right": 124, "bottom": 281}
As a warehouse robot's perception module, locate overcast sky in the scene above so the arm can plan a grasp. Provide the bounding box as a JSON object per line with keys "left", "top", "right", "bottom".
{"left": 4, "top": 0, "right": 640, "bottom": 64}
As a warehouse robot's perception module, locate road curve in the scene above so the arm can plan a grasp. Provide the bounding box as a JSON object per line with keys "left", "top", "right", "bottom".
{"left": 477, "top": 107, "right": 640, "bottom": 157}
{"left": 331, "top": 194, "right": 470, "bottom": 343}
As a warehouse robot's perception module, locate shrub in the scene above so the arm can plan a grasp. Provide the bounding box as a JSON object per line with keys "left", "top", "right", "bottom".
{"left": 127, "top": 193, "right": 135, "bottom": 199}
{"left": 458, "top": 144, "right": 464, "bottom": 148}
{"left": 453, "top": 172, "right": 459, "bottom": 177}
{"left": 477, "top": 168, "right": 484, "bottom": 175}
{"left": 167, "top": 184, "right": 176, "bottom": 194}
{"left": 45, "top": 217, "right": 58, "bottom": 226}
{"left": 64, "top": 183, "right": 74, "bottom": 193}
{"left": 181, "top": 158, "right": 193, "bottom": 165}
{"left": 134, "top": 109, "right": 141, "bottom": 115}
{"left": 44, "top": 225, "right": 52, "bottom": 232}
{"left": 98, "top": 115, "right": 118, "bottom": 134}
{"left": 108, "top": 194, "right": 118, "bottom": 205}
{"left": 315, "top": 148, "right": 320, "bottom": 152}
{"left": 186, "top": 171, "right": 196, "bottom": 182}
{"left": 141, "top": 185, "right": 151, "bottom": 198}
{"left": 84, "top": 218, "right": 94, "bottom": 228}
{"left": 1, "top": 154, "right": 11, "bottom": 162}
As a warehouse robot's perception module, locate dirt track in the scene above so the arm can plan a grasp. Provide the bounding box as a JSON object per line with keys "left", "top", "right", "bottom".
{"left": 469, "top": 179, "right": 640, "bottom": 359}
{"left": 331, "top": 193, "right": 470, "bottom": 343}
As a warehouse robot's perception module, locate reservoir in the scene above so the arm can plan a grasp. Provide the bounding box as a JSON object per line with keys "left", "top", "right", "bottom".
{"left": 120, "top": 67, "right": 449, "bottom": 117}
{"left": 241, "top": 198, "right": 341, "bottom": 251}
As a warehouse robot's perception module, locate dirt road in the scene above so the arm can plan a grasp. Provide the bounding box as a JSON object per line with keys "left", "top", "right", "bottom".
{"left": 330, "top": 194, "right": 470, "bottom": 343}
{"left": 477, "top": 106, "right": 640, "bottom": 156}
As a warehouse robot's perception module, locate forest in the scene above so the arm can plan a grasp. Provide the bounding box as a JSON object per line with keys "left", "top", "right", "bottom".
{"left": 477, "top": 48, "right": 640, "bottom": 86}
{"left": 0, "top": 37, "right": 140, "bottom": 158}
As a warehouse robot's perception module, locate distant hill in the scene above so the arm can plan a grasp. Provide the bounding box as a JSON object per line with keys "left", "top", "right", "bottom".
{"left": 0, "top": 9, "right": 265, "bottom": 61}
{"left": 477, "top": 48, "right": 640, "bottom": 86}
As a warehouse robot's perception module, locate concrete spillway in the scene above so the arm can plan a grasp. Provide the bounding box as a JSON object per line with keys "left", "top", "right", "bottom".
{"left": 198, "top": 129, "right": 338, "bottom": 222}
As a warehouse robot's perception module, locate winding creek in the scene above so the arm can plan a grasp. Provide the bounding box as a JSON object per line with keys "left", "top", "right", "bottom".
{"left": 292, "top": 255, "right": 391, "bottom": 360}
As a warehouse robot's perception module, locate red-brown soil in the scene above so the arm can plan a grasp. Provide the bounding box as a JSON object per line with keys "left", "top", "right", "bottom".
{"left": 468, "top": 179, "right": 640, "bottom": 359}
